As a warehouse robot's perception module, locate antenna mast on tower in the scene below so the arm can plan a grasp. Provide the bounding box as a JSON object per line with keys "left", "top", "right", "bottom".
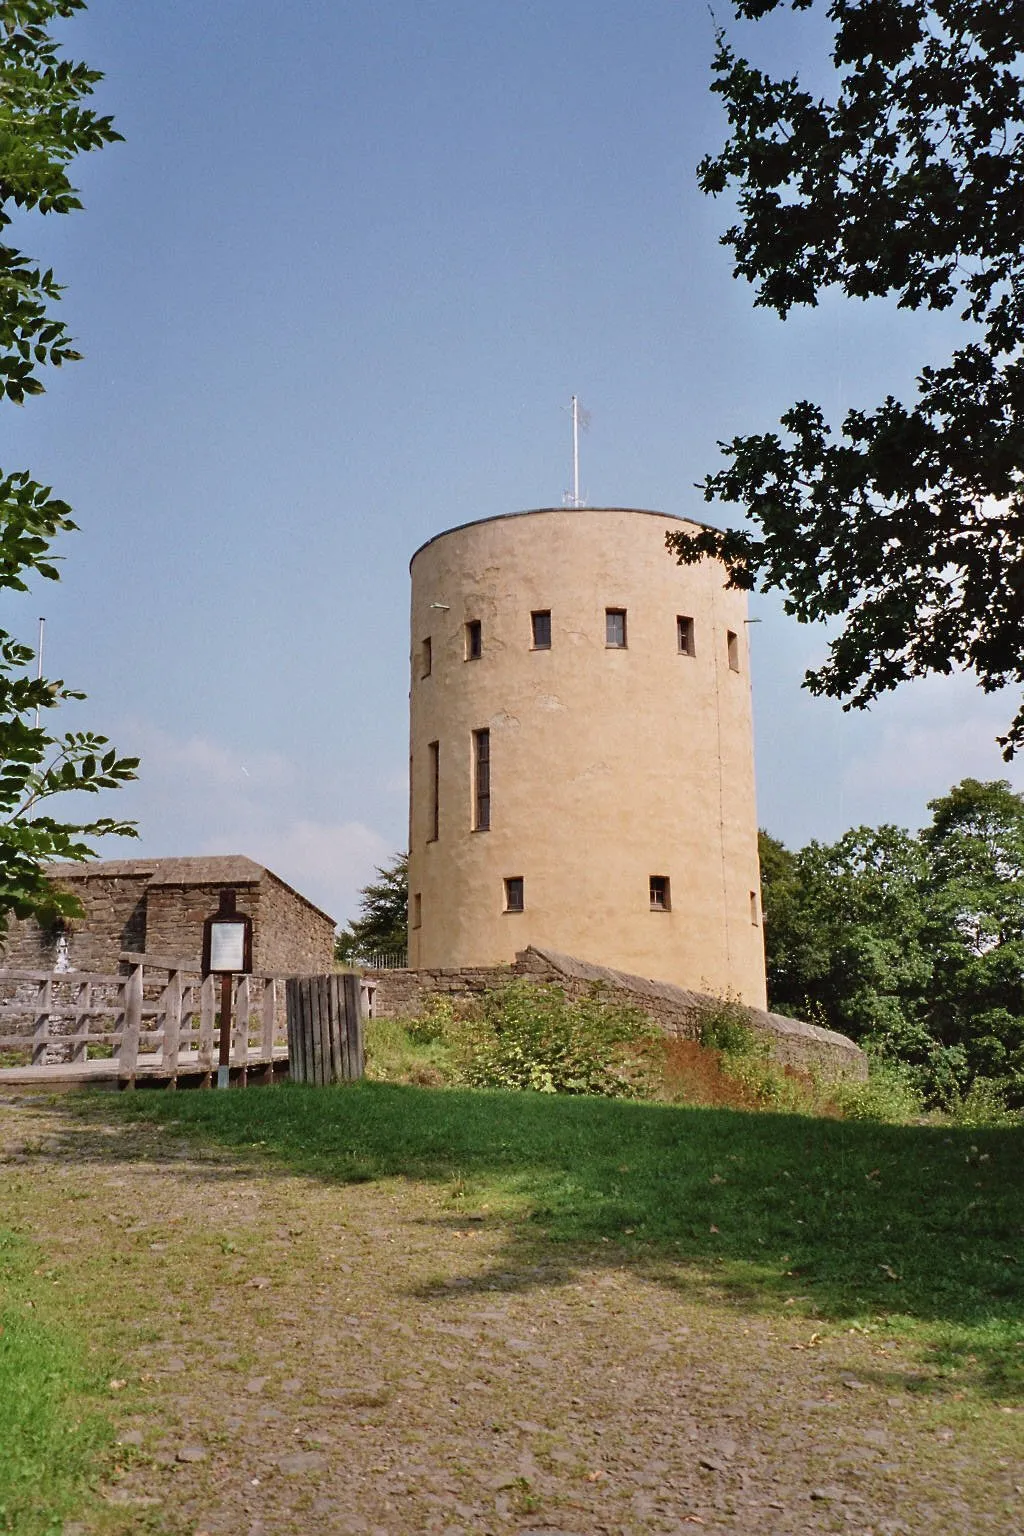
{"left": 564, "top": 395, "right": 590, "bottom": 507}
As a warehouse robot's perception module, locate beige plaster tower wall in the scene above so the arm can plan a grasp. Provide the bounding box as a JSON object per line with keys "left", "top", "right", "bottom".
{"left": 407, "top": 508, "right": 767, "bottom": 1008}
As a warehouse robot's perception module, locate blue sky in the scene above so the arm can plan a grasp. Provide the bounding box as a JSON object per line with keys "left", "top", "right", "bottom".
{"left": 8, "top": 0, "right": 1021, "bottom": 923}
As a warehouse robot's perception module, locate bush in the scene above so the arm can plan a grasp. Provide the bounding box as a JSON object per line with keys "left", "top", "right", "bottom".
{"left": 946, "top": 1077, "right": 1021, "bottom": 1128}
{"left": 451, "top": 980, "right": 660, "bottom": 1098}
{"left": 833, "top": 1058, "right": 924, "bottom": 1124}
{"left": 695, "top": 994, "right": 760, "bottom": 1057}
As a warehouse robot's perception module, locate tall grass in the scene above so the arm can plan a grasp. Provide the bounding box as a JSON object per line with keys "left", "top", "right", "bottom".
{"left": 0, "top": 1229, "right": 112, "bottom": 1535}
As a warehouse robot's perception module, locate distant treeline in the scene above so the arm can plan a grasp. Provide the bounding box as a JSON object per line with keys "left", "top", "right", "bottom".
{"left": 761, "top": 779, "right": 1024, "bottom": 1108}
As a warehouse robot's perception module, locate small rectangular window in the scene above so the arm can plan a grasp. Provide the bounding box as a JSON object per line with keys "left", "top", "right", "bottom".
{"left": 420, "top": 637, "right": 432, "bottom": 678}
{"left": 727, "top": 629, "right": 740, "bottom": 672}
{"left": 428, "top": 740, "right": 439, "bottom": 841}
{"left": 473, "top": 728, "right": 490, "bottom": 831}
{"left": 649, "top": 875, "right": 671, "bottom": 911}
{"left": 531, "top": 610, "right": 551, "bottom": 649}
{"left": 504, "top": 876, "right": 524, "bottom": 912}
{"left": 606, "top": 608, "right": 627, "bottom": 648}
{"left": 750, "top": 890, "right": 759, "bottom": 926}
{"left": 412, "top": 892, "right": 422, "bottom": 929}
{"left": 677, "top": 615, "right": 695, "bottom": 656}
{"left": 465, "top": 619, "right": 482, "bottom": 660}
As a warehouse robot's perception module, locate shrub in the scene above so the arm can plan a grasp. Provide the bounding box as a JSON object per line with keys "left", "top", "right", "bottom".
{"left": 946, "top": 1077, "right": 1021, "bottom": 1129}
{"left": 405, "top": 995, "right": 461, "bottom": 1046}
{"left": 832, "top": 1058, "right": 924, "bottom": 1124}
{"left": 451, "top": 980, "right": 660, "bottom": 1098}
{"left": 695, "top": 994, "right": 760, "bottom": 1057}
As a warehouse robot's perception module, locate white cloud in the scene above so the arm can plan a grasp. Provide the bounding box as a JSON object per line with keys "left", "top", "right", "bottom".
{"left": 202, "top": 818, "right": 390, "bottom": 925}
{"left": 92, "top": 721, "right": 399, "bottom": 926}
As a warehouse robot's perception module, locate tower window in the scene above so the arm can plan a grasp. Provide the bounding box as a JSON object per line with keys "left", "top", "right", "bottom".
{"left": 504, "top": 877, "right": 524, "bottom": 912}
{"left": 677, "top": 615, "right": 695, "bottom": 656}
{"left": 472, "top": 728, "right": 490, "bottom": 831}
{"left": 750, "top": 890, "right": 759, "bottom": 926}
{"left": 465, "top": 620, "right": 482, "bottom": 660}
{"left": 421, "top": 637, "right": 432, "bottom": 678}
{"left": 606, "top": 608, "right": 627, "bottom": 648}
{"left": 531, "top": 610, "right": 551, "bottom": 649}
{"left": 428, "top": 740, "right": 439, "bottom": 842}
{"left": 727, "top": 630, "right": 740, "bottom": 672}
{"left": 412, "top": 893, "right": 422, "bottom": 929}
{"left": 649, "top": 875, "right": 671, "bottom": 911}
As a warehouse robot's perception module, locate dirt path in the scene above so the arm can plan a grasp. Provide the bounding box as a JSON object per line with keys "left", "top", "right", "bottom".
{"left": 2, "top": 1093, "right": 1021, "bottom": 1536}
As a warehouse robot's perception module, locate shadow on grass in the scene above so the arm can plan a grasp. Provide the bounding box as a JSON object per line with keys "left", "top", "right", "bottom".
{"left": 47, "top": 1080, "right": 1024, "bottom": 1398}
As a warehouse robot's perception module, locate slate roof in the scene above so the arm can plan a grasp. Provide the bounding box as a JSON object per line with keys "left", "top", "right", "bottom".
{"left": 44, "top": 856, "right": 334, "bottom": 923}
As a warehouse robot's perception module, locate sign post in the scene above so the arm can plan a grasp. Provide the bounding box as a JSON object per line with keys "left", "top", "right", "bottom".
{"left": 201, "top": 889, "right": 253, "bottom": 1090}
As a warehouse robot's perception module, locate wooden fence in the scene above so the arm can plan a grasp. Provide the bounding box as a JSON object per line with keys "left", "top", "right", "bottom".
{"left": 0, "top": 951, "right": 285, "bottom": 1087}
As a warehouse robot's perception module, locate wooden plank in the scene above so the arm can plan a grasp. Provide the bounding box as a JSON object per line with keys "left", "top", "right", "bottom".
{"left": 261, "top": 978, "right": 276, "bottom": 1063}
{"left": 119, "top": 966, "right": 143, "bottom": 1085}
{"left": 73, "top": 977, "right": 89, "bottom": 1063}
{"left": 233, "top": 976, "right": 250, "bottom": 1067}
{"left": 119, "top": 951, "right": 197, "bottom": 973}
{"left": 343, "top": 972, "right": 365, "bottom": 1080}
{"left": 162, "top": 970, "right": 182, "bottom": 1071}
{"left": 308, "top": 977, "right": 324, "bottom": 1086}
{"left": 285, "top": 978, "right": 303, "bottom": 1084}
{"left": 319, "top": 977, "right": 333, "bottom": 1086}
{"left": 31, "top": 977, "right": 51, "bottom": 1067}
{"left": 328, "top": 975, "right": 344, "bottom": 1083}
{"left": 199, "top": 975, "right": 216, "bottom": 1070}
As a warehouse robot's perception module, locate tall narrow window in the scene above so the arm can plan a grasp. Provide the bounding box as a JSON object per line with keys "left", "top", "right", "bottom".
{"left": 465, "top": 619, "right": 482, "bottom": 660}
{"left": 412, "top": 893, "right": 422, "bottom": 929}
{"left": 677, "top": 615, "right": 695, "bottom": 656}
{"left": 504, "top": 876, "right": 524, "bottom": 912}
{"left": 420, "top": 637, "right": 432, "bottom": 678}
{"left": 649, "top": 875, "right": 671, "bottom": 911}
{"left": 750, "top": 890, "right": 759, "bottom": 926}
{"left": 472, "top": 728, "right": 490, "bottom": 830}
{"left": 531, "top": 610, "right": 551, "bottom": 649}
{"left": 727, "top": 630, "right": 740, "bottom": 672}
{"left": 606, "top": 608, "right": 627, "bottom": 648}
{"left": 427, "top": 740, "right": 439, "bottom": 841}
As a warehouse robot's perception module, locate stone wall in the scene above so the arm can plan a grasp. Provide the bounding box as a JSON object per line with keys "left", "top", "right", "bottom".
{"left": 0, "top": 857, "right": 335, "bottom": 979}
{"left": 0, "top": 871, "right": 150, "bottom": 974}
{"left": 255, "top": 874, "right": 335, "bottom": 975}
{"left": 367, "top": 944, "right": 867, "bottom": 1082}
{"left": 145, "top": 881, "right": 259, "bottom": 967}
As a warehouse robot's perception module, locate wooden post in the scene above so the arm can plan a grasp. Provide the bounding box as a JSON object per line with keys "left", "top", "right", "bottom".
{"left": 119, "top": 964, "right": 143, "bottom": 1088}
{"left": 162, "top": 969, "right": 182, "bottom": 1082}
{"left": 199, "top": 974, "right": 216, "bottom": 1083}
{"left": 72, "top": 978, "right": 91, "bottom": 1064}
{"left": 31, "top": 975, "right": 51, "bottom": 1067}
{"left": 261, "top": 977, "right": 276, "bottom": 1083}
{"left": 285, "top": 974, "right": 366, "bottom": 1085}
{"left": 233, "top": 974, "right": 250, "bottom": 1086}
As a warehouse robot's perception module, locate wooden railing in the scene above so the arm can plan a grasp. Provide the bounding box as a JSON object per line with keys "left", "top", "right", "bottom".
{"left": 0, "top": 952, "right": 285, "bottom": 1084}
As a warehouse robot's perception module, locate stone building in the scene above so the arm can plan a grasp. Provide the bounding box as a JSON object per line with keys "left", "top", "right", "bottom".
{"left": 0, "top": 856, "right": 335, "bottom": 976}
{"left": 407, "top": 507, "right": 766, "bottom": 1006}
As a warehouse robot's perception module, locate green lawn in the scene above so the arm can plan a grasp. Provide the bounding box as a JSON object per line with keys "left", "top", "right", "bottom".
{"left": 0, "top": 1228, "right": 113, "bottom": 1536}
{"left": 104, "top": 1079, "right": 1024, "bottom": 1399}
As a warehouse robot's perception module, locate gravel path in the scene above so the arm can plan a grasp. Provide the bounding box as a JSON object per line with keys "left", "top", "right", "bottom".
{"left": 1, "top": 1093, "right": 1021, "bottom": 1536}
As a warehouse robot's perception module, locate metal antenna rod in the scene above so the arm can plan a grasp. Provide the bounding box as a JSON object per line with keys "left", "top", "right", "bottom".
{"left": 33, "top": 616, "right": 45, "bottom": 731}
{"left": 571, "top": 394, "right": 581, "bottom": 508}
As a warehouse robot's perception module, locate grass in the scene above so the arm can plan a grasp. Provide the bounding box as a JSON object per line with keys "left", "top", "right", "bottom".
{"left": 0, "top": 1227, "right": 114, "bottom": 1535}
{"left": 101, "top": 1077, "right": 1024, "bottom": 1400}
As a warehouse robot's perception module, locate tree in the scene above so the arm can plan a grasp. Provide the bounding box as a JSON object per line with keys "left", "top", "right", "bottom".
{"left": 669, "top": 1, "right": 1024, "bottom": 756}
{"left": 334, "top": 852, "right": 409, "bottom": 964}
{"left": 0, "top": 0, "right": 137, "bottom": 930}
{"left": 759, "top": 780, "right": 1024, "bottom": 1104}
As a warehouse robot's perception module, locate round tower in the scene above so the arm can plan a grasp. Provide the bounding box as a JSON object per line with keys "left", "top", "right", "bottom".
{"left": 407, "top": 507, "right": 766, "bottom": 1007}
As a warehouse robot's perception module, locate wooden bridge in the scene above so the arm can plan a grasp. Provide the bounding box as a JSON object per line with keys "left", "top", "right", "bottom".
{"left": 0, "top": 952, "right": 287, "bottom": 1088}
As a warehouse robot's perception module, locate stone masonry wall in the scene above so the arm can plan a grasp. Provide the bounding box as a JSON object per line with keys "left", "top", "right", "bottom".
{"left": 255, "top": 874, "right": 335, "bottom": 975}
{"left": 144, "top": 882, "right": 259, "bottom": 968}
{"left": 367, "top": 944, "right": 867, "bottom": 1082}
{"left": 0, "top": 873, "right": 150, "bottom": 975}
